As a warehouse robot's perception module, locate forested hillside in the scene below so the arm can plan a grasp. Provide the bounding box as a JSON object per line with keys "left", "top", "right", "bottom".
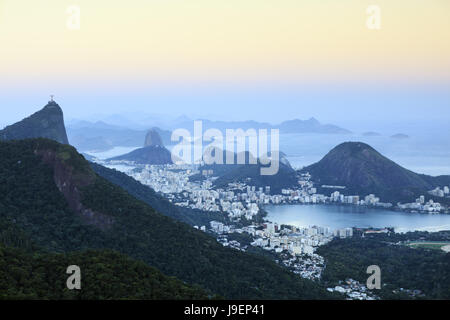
{"left": 317, "top": 232, "right": 450, "bottom": 299}
{"left": 0, "top": 244, "right": 208, "bottom": 300}
{"left": 0, "top": 138, "right": 335, "bottom": 299}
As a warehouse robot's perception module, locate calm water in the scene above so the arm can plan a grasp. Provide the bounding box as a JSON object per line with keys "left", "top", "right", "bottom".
{"left": 86, "top": 146, "right": 140, "bottom": 160}
{"left": 266, "top": 204, "right": 450, "bottom": 233}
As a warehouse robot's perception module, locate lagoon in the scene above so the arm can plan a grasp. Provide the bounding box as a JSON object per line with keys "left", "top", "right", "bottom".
{"left": 266, "top": 204, "right": 450, "bottom": 233}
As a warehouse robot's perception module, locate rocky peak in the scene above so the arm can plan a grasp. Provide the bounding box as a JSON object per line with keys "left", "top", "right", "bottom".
{"left": 0, "top": 100, "right": 69, "bottom": 145}
{"left": 144, "top": 129, "right": 163, "bottom": 147}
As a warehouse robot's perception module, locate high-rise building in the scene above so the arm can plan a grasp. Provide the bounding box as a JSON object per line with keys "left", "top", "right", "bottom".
{"left": 345, "top": 228, "right": 353, "bottom": 237}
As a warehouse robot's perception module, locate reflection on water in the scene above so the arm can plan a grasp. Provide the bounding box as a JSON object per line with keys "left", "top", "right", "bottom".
{"left": 266, "top": 204, "right": 450, "bottom": 233}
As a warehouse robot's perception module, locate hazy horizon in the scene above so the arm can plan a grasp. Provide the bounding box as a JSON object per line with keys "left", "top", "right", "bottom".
{"left": 1, "top": 0, "right": 449, "bottom": 174}
{"left": 1, "top": 0, "right": 449, "bottom": 134}
{"left": 1, "top": 82, "right": 449, "bottom": 135}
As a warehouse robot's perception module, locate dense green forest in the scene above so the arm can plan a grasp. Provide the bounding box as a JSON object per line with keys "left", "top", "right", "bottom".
{"left": 0, "top": 243, "right": 208, "bottom": 300}
{"left": 0, "top": 139, "right": 335, "bottom": 299}
{"left": 316, "top": 232, "right": 450, "bottom": 299}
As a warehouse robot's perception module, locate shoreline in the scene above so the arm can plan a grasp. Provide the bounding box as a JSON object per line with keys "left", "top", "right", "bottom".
{"left": 262, "top": 202, "right": 450, "bottom": 234}
{"left": 262, "top": 201, "right": 450, "bottom": 215}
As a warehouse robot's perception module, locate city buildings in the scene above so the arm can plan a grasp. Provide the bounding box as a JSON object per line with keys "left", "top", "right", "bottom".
{"left": 95, "top": 159, "right": 448, "bottom": 299}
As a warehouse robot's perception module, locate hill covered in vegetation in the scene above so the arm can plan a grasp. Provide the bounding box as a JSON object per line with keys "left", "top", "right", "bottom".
{"left": 0, "top": 101, "right": 69, "bottom": 145}
{"left": 301, "top": 142, "right": 450, "bottom": 203}
{"left": 0, "top": 138, "right": 334, "bottom": 299}
{"left": 190, "top": 150, "right": 298, "bottom": 194}
{"left": 316, "top": 231, "right": 450, "bottom": 299}
{"left": 0, "top": 244, "right": 209, "bottom": 300}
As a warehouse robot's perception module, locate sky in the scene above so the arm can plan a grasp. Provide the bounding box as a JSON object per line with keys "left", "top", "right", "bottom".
{"left": 0, "top": 0, "right": 449, "bottom": 130}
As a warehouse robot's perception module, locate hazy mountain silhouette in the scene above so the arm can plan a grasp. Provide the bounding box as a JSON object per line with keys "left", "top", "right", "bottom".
{"left": 0, "top": 100, "right": 69, "bottom": 144}
{"left": 108, "top": 129, "right": 173, "bottom": 164}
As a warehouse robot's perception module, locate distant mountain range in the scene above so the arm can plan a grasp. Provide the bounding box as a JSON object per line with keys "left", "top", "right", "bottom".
{"left": 391, "top": 133, "right": 410, "bottom": 139}
{"left": 67, "top": 117, "right": 351, "bottom": 152}
{"left": 0, "top": 100, "right": 69, "bottom": 145}
{"left": 362, "top": 131, "right": 381, "bottom": 137}
{"left": 278, "top": 118, "right": 351, "bottom": 134}
{"left": 301, "top": 142, "right": 450, "bottom": 203}
{"left": 175, "top": 117, "right": 351, "bottom": 135}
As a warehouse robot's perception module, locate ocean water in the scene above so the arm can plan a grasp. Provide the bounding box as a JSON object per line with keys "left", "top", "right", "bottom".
{"left": 279, "top": 133, "right": 450, "bottom": 176}
{"left": 85, "top": 146, "right": 140, "bottom": 160}
{"left": 84, "top": 132, "right": 450, "bottom": 176}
